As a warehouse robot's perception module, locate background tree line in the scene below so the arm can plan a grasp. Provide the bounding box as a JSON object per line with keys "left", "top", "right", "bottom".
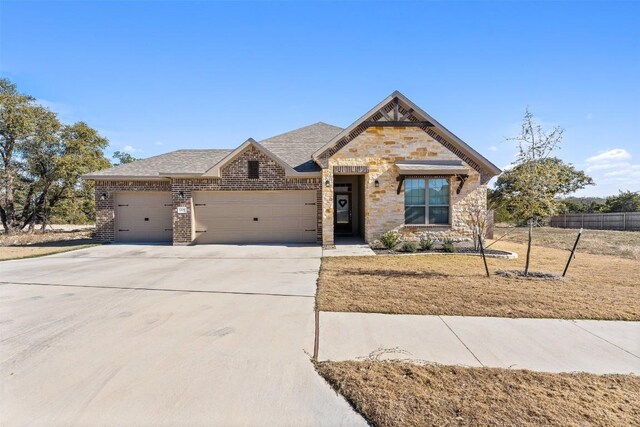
{"left": 0, "top": 78, "right": 121, "bottom": 234}
{"left": 557, "top": 191, "right": 640, "bottom": 214}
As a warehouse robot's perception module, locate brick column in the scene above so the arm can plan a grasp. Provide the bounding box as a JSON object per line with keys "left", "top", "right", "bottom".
{"left": 95, "top": 183, "right": 114, "bottom": 242}
{"left": 172, "top": 181, "right": 193, "bottom": 245}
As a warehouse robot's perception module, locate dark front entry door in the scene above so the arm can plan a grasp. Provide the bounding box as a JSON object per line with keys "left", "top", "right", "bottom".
{"left": 334, "top": 193, "right": 352, "bottom": 234}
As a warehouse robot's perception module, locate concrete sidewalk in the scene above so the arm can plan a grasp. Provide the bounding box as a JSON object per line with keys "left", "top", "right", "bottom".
{"left": 318, "top": 312, "right": 640, "bottom": 375}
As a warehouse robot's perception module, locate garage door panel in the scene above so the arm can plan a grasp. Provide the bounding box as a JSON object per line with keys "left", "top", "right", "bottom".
{"left": 116, "top": 192, "right": 173, "bottom": 243}
{"left": 193, "top": 190, "right": 317, "bottom": 244}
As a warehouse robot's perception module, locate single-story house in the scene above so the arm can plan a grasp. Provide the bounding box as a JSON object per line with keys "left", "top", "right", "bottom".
{"left": 84, "top": 91, "right": 501, "bottom": 247}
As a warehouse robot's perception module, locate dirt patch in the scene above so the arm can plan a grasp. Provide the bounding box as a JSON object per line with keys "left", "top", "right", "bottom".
{"left": 0, "top": 229, "right": 98, "bottom": 260}
{"left": 494, "top": 226, "right": 640, "bottom": 260}
{"left": 317, "top": 241, "right": 640, "bottom": 320}
{"left": 316, "top": 360, "right": 640, "bottom": 427}
{"left": 495, "top": 270, "right": 564, "bottom": 280}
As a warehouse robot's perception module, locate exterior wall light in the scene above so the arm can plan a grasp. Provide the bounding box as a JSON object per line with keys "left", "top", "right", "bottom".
{"left": 99, "top": 192, "right": 108, "bottom": 201}
{"left": 325, "top": 179, "right": 330, "bottom": 187}
{"left": 374, "top": 180, "right": 380, "bottom": 188}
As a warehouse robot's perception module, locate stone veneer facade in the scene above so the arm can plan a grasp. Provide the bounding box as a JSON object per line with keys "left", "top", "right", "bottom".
{"left": 321, "top": 126, "right": 487, "bottom": 247}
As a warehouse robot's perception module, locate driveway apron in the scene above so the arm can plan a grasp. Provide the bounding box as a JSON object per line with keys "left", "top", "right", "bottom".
{"left": 0, "top": 244, "right": 366, "bottom": 426}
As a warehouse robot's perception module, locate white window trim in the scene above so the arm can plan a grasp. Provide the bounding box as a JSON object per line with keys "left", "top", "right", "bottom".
{"left": 404, "top": 177, "right": 451, "bottom": 226}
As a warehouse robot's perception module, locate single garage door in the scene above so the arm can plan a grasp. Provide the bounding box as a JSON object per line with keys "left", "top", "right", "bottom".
{"left": 115, "top": 192, "right": 173, "bottom": 242}
{"left": 193, "top": 190, "right": 317, "bottom": 244}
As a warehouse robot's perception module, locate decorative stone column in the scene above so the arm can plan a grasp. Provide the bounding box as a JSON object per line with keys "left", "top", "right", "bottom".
{"left": 321, "top": 168, "right": 334, "bottom": 248}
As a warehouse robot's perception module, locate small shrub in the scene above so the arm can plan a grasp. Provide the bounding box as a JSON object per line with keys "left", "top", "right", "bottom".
{"left": 401, "top": 241, "right": 417, "bottom": 253}
{"left": 379, "top": 231, "right": 400, "bottom": 249}
{"left": 442, "top": 238, "right": 456, "bottom": 253}
{"left": 419, "top": 237, "right": 434, "bottom": 251}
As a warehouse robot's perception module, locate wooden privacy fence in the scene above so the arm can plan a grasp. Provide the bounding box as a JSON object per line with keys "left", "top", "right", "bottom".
{"left": 549, "top": 212, "right": 640, "bottom": 231}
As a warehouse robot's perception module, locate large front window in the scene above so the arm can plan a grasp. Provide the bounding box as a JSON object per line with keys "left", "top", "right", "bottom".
{"left": 404, "top": 178, "right": 450, "bottom": 225}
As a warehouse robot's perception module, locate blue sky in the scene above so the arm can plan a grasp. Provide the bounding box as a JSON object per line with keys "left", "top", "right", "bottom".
{"left": 2, "top": 0, "right": 639, "bottom": 196}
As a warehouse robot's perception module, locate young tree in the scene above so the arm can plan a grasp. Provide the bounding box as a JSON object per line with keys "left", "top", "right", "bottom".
{"left": 496, "top": 109, "right": 593, "bottom": 275}
{"left": 460, "top": 191, "right": 489, "bottom": 251}
{"left": 492, "top": 157, "right": 594, "bottom": 222}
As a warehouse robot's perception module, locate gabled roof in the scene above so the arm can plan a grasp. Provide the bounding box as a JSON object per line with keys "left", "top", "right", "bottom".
{"left": 83, "top": 149, "right": 233, "bottom": 179}
{"left": 83, "top": 123, "right": 341, "bottom": 179}
{"left": 203, "top": 137, "right": 320, "bottom": 177}
{"left": 84, "top": 93, "right": 500, "bottom": 180}
{"left": 312, "top": 91, "right": 501, "bottom": 178}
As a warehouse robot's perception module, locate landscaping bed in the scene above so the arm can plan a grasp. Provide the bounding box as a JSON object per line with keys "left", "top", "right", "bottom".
{"left": 316, "top": 360, "right": 640, "bottom": 427}
{"left": 372, "top": 247, "right": 515, "bottom": 258}
{"left": 317, "top": 241, "right": 640, "bottom": 320}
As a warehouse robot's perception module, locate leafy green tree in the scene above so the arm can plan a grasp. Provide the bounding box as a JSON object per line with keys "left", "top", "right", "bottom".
{"left": 493, "top": 109, "right": 593, "bottom": 275}
{"left": 47, "top": 123, "right": 110, "bottom": 225}
{"left": 601, "top": 191, "right": 640, "bottom": 213}
{"left": 1, "top": 78, "right": 39, "bottom": 233}
{"left": 491, "top": 157, "right": 594, "bottom": 222}
{"left": 112, "top": 150, "right": 137, "bottom": 165}
{"left": 0, "top": 78, "right": 110, "bottom": 232}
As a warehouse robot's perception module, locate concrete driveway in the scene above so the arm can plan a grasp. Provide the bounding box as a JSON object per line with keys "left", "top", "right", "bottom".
{"left": 0, "top": 245, "right": 366, "bottom": 426}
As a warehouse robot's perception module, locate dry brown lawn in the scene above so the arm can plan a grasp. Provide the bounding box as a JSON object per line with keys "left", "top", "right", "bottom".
{"left": 317, "top": 241, "right": 640, "bottom": 320}
{"left": 0, "top": 230, "right": 98, "bottom": 261}
{"left": 495, "top": 226, "right": 640, "bottom": 260}
{"left": 316, "top": 360, "right": 640, "bottom": 427}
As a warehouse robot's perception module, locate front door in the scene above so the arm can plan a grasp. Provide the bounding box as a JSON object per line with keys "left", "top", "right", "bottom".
{"left": 334, "top": 193, "right": 352, "bottom": 234}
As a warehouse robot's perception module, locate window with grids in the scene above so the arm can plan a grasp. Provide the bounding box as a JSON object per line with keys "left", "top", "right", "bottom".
{"left": 404, "top": 178, "right": 450, "bottom": 225}
{"left": 248, "top": 161, "right": 259, "bottom": 179}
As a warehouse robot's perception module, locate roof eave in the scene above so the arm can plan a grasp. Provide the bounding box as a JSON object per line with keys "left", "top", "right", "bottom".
{"left": 82, "top": 174, "right": 169, "bottom": 181}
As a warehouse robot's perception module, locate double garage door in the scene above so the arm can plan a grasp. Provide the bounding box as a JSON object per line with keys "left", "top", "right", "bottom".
{"left": 193, "top": 190, "right": 318, "bottom": 244}
{"left": 114, "top": 190, "right": 318, "bottom": 244}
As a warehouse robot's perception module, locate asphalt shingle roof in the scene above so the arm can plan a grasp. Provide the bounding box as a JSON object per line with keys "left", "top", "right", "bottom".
{"left": 259, "top": 122, "right": 342, "bottom": 172}
{"left": 86, "top": 122, "right": 342, "bottom": 178}
{"left": 87, "top": 149, "right": 233, "bottom": 177}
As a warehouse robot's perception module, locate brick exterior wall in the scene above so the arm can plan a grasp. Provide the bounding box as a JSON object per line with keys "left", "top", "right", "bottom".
{"left": 323, "top": 126, "right": 486, "bottom": 245}
{"left": 94, "top": 147, "right": 322, "bottom": 244}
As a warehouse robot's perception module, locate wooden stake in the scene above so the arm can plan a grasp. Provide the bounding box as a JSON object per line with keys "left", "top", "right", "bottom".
{"left": 478, "top": 227, "right": 490, "bottom": 277}
{"left": 562, "top": 228, "right": 583, "bottom": 277}
{"left": 524, "top": 218, "right": 533, "bottom": 276}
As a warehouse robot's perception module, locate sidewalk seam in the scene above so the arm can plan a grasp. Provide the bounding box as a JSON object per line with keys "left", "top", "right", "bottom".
{"left": 438, "top": 316, "right": 484, "bottom": 367}
{"left": 568, "top": 320, "right": 640, "bottom": 360}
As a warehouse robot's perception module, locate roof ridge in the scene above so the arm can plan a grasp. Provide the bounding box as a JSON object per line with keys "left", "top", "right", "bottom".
{"left": 173, "top": 148, "right": 234, "bottom": 152}
{"left": 260, "top": 121, "right": 342, "bottom": 142}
